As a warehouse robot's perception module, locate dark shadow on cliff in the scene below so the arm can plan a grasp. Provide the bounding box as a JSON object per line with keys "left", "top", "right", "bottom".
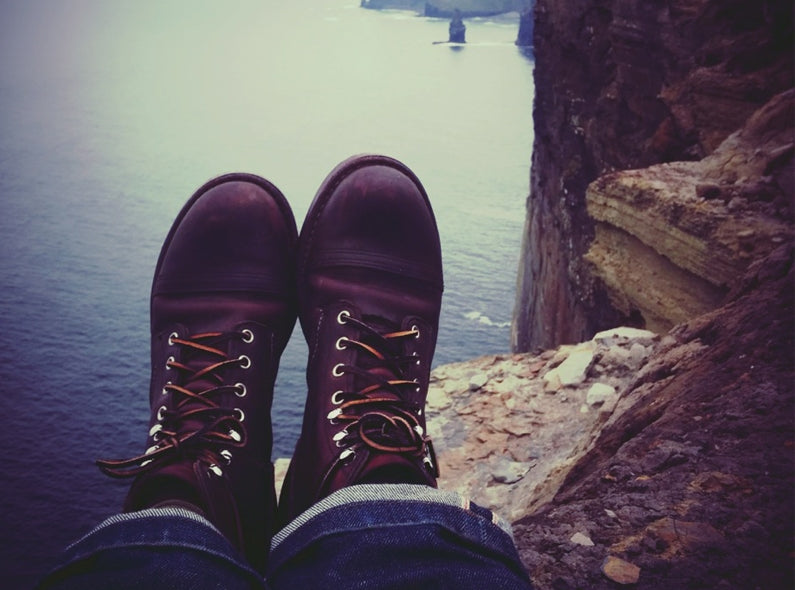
{"left": 512, "top": 244, "right": 795, "bottom": 589}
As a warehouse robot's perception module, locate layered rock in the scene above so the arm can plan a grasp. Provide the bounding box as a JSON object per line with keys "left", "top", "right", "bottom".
{"left": 513, "top": 0, "right": 794, "bottom": 350}
{"left": 584, "top": 90, "right": 793, "bottom": 333}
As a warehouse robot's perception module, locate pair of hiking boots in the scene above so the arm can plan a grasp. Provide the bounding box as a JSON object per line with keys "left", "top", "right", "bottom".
{"left": 97, "top": 155, "right": 444, "bottom": 570}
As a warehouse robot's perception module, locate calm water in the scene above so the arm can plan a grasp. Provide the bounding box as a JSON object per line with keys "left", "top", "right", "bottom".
{"left": 0, "top": 1, "right": 533, "bottom": 585}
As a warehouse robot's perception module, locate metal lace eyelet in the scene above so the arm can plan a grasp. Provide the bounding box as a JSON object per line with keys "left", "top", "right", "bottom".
{"left": 335, "top": 336, "right": 349, "bottom": 350}
{"left": 333, "top": 429, "right": 348, "bottom": 447}
{"left": 241, "top": 328, "right": 254, "bottom": 343}
{"left": 414, "top": 424, "right": 424, "bottom": 436}
{"left": 156, "top": 405, "right": 167, "bottom": 421}
{"left": 413, "top": 378, "right": 421, "bottom": 393}
{"left": 208, "top": 464, "right": 223, "bottom": 477}
{"left": 411, "top": 325, "right": 420, "bottom": 339}
{"left": 161, "top": 381, "right": 172, "bottom": 396}
{"left": 168, "top": 332, "right": 179, "bottom": 346}
{"left": 412, "top": 352, "right": 421, "bottom": 366}
{"left": 229, "top": 429, "right": 242, "bottom": 442}
{"left": 149, "top": 423, "right": 163, "bottom": 438}
{"left": 234, "top": 382, "right": 247, "bottom": 397}
{"left": 332, "top": 363, "right": 345, "bottom": 377}
{"left": 220, "top": 449, "right": 233, "bottom": 465}
{"left": 327, "top": 408, "right": 342, "bottom": 422}
{"left": 337, "top": 310, "right": 351, "bottom": 324}
{"left": 165, "top": 356, "right": 175, "bottom": 370}
{"left": 238, "top": 355, "right": 251, "bottom": 369}
{"left": 339, "top": 448, "right": 356, "bottom": 462}
{"left": 145, "top": 444, "right": 159, "bottom": 455}
{"left": 331, "top": 390, "right": 345, "bottom": 405}
{"left": 234, "top": 408, "right": 245, "bottom": 422}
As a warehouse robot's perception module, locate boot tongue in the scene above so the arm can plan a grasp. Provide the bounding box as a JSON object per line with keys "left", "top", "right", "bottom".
{"left": 354, "top": 314, "right": 403, "bottom": 394}
{"left": 169, "top": 349, "right": 232, "bottom": 440}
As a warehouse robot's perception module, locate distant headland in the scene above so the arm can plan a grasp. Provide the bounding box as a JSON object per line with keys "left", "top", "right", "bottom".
{"left": 361, "top": 0, "right": 529, "bottom": 19}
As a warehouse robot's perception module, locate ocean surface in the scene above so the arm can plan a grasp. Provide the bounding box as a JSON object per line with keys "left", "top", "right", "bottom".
{"left": 0, "top": 1, "right": 534, "bottom": 585}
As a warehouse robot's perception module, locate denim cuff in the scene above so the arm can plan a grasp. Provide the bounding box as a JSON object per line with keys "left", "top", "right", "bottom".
{"left": 39, "top": 507, "right": 264, "bottom": 590}
{"left": 269, "top": 484, "right": 526, "bottom": 584}
{"left": 273, "top": 483, "right": 514, "bottom": 549}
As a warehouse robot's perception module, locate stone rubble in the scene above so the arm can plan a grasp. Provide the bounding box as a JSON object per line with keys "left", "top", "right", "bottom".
{"left": 274, "top": 325, "right": 660, "bottom": 521}
{"left": 427, "top": 326, "right": 660, "bottom": 522}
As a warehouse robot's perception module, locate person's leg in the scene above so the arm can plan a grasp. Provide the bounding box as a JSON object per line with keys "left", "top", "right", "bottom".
{"left": 39, "top": 173, "right": 297, "bottom": 587}
{"left": 275, "top": 155, "right": 532, "bottom": 588}
{"left": 269, "top": 484, "right": 532, "bottom": 589}
{"left": 38, "top": 507, "right": 266, "bottom": 590}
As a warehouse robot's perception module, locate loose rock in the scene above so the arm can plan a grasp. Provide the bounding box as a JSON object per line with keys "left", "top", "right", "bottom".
{"left": 602, "top": 555, "right": 641, "bottom": 585}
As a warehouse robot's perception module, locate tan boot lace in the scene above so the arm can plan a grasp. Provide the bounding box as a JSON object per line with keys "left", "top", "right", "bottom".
{"left": 97, "top": 330, "right": 252, "bottom": 479}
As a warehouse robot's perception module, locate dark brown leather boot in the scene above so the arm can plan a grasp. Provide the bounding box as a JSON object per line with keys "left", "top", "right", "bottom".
{"left": 278, "top": 154, "right": 444, "bottom": 527}
{"left": 97, "top": 173, "right": 297, "bottom": 571}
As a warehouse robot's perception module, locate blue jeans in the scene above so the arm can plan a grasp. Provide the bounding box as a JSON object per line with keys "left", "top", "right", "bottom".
{"left": 38, "top": 484, "right": 533, "bottom": 589}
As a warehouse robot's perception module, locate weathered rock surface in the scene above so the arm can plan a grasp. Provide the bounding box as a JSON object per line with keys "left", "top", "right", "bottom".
{"left": 512, "top": 245, "right": 794, "bottom": 589}
{"left": 428, "top": 326, "right": 661, "bottom": 522}
{"left": 513, "top": 0, "right": 794, "bottom": 350}
{"left": 585, "top": 90, "right": 793, "bottom": 333}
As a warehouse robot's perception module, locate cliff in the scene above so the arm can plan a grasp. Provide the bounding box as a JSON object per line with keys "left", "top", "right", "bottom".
{"left": 512, "top": 0, "right": 793, "bottom": 350}
{"left": 502, "top": 0, "right": 793, "bottom": 586}
{"left": 510, "top": 245, "right": 794, "bottom": 589}
{"left": 360, "top": 0, "right": 528, "bottom": 18}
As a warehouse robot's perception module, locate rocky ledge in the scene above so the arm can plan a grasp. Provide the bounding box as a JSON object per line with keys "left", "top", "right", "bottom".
{"left": 275, "top": 244, "right": 793, "bottom": 588}
{"left": 585, "top": 90, "right": 793, "bottom": 334}
{"left": 428, "top": 326, "right": 661, "bottom": 522}
{"left": 438, "top": 244, "right": 793, "bottom": 589}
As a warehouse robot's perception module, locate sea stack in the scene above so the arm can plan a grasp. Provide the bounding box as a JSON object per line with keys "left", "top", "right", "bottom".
{"left": 449, "top": 9, "right": 466, "bottom": 43}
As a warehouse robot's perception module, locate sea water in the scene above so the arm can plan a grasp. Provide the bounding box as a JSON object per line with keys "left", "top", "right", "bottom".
{"left": 0, "top": 1, "right": 533, "bottom": 585}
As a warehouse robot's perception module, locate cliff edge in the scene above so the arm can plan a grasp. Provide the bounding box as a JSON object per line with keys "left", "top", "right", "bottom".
{"left": 503, "top": 0, "right": 793, "bottom": 586}
{"left": 513, "top": 0, "right": 793, "bottom": 350}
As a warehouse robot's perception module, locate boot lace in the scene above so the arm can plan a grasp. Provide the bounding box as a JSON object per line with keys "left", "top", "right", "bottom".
{"left": 320, "top": 310, "right": 438, "bottom": 488}
{"left": 97, "top": 330, "right": 252, "bottom": 479}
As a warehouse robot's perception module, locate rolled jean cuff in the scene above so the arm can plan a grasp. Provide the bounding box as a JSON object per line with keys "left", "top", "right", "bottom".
{"left": 273, "top": 483, "right": 514, "bottom": 547}
{"left": 38, "top": 507, "right": 264, "bottom": 590}
{"left": 268, "top": 484, "right": 531, "bottom": 588}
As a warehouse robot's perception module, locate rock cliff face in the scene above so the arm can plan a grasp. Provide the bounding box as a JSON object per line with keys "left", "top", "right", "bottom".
{"left": 512, "top": 245, "right": 794, "bottom": 589}
{"left": 361, "top": 0, "right": 528, "bottom": 18}
{"left": 585, "top": 91, "right": 793, "bottom": 333}
{"left": 512, "top": 0, "right": 793, "bottom": 350}
{"left": 424, "top": 0, "right": 526, "bottom": 18}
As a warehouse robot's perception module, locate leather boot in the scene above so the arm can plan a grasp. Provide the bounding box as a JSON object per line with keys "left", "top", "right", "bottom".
{"left": 97, "top": 173, "right": 297, "bottom": 571}
{"left": 278, "top": 154, "right": 444, "bottom": 527}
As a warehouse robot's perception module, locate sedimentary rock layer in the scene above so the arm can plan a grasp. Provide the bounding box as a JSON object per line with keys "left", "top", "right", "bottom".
{"left": 513, "top": 0, "right": 793, "bottom": 350}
